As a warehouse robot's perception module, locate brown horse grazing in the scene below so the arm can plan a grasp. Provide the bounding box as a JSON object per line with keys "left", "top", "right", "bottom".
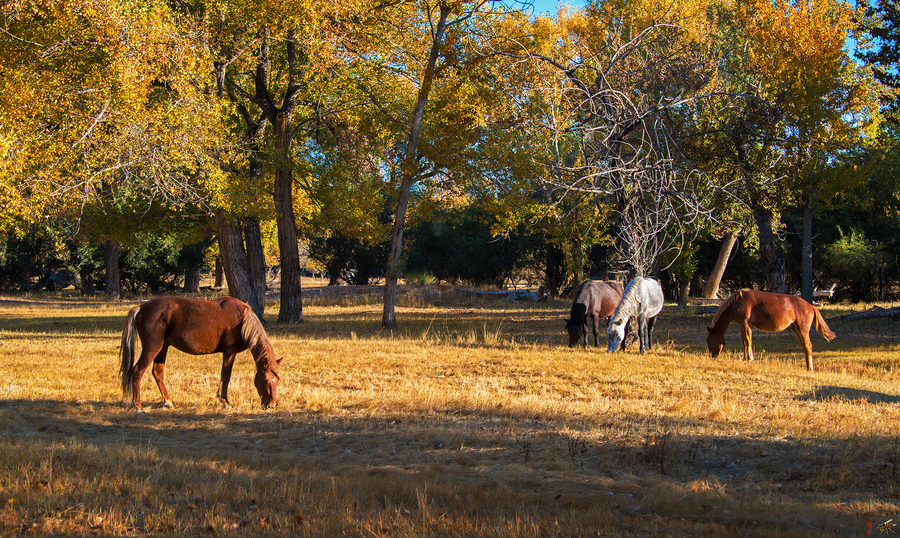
{"left": 566, "top": 280, "right": 624, "bottom": 347}
{"left": 119, "top": 296, "right": 281, "bottom": 412}
{"left": 706, "top": 289, "right": 836, "bottom": 371}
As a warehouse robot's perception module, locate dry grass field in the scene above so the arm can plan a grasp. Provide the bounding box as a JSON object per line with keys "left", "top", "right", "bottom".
{"left": 1, "top": 282, "right": 899, "bottom": 537}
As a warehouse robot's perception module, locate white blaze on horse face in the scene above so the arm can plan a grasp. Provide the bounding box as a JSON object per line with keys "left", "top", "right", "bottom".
{"left": 607, "top": 318, "right": 627, "bottom": 352}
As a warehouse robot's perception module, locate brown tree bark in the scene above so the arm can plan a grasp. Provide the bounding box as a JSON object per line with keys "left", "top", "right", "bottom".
{"left": 214, "top": 257, "right": 224, "bottom": 288}
{"left": 756, "top": 212, "right": 788, "bottom": 294}
{"left": 220, "top": 28, "right": 304, "bottom": 323}
{"left": 214, "top": 209, "right": 264, "bottom": 319}
{"left": 104, "top": 240, "right": 120, "bottom": 300}
{"left": 244, "top": 217, "right": 267, "bottom": 319}
{"left": 184, "top": 267, "right": 201, "bottom": 293}
{"left": 273, "top": 112, "right": 303, "bottom": 323}
{"left": 704, "top": 231, "right": 737, "bottom": 299}
{"left": 800, "top": 194, "right": 814, "bottom": 302}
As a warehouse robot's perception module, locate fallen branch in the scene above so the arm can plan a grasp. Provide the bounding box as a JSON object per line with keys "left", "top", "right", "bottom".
{"left": 828, "top": 305, "right": 900, "bottom": 322}
{"left": 687, "top": 297, "right": 723, "bottom": 306}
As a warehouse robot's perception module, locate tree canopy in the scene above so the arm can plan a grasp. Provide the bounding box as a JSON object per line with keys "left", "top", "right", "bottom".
{"left": 1, "top": 0, "right": 898, "bottom": 308}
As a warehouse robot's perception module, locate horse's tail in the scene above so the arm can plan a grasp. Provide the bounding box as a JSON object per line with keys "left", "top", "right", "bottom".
{"left": 814, "top": 306, "right": 836, "bottom": 342}
{"left": 119, "top": 306, "right": 141, "bottom": 403}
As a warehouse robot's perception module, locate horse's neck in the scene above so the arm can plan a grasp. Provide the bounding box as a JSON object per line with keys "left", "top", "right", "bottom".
{"left": 613, "top": 295, "right": 636, "bottom": 323}
{"left": 710, "top": 303, "right": 734, "bottom": 332}
{"left": 250, "top": 339, "right": 275, "bottom": 367}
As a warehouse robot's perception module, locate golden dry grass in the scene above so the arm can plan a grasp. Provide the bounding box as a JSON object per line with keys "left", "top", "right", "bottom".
{"left": 0, "top": 286, "right": 899, "bottom": 537}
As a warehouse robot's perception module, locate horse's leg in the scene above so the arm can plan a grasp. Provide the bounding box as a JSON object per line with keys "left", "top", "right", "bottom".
{"left": 646, "top": 315, "right": 657, "bottom": 351}
{"left": 637, "top": 315, "right": 647, "bottom": 353}
{"left": 592, "top": 316, "right": 600, "bottom": 347}
{"left": 620, "top": 319, "right": 630, "bottom": 351}
{"left": 740, "top": 321, "right": 754, "bottom": 362}
{"left": 790, "top": 323, "right": 815, "bottom": 372}
{"left": 217, "top": 352, "right": 237, "bottom": 408}
{"left": 581, "top": 321, "right": 588, "bottom": 348}
{"left": 131, "top": 343, "right": 163, "bottom": 412}
{"left": 151, "top": 344, "right": 174, "bottom": 408}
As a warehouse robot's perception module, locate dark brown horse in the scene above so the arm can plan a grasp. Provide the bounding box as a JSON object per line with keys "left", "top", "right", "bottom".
{"left": 706, "top": 289, "right": 836, "bottom": 371}
{"left": 566, "top": 280, "right": 624, "bottom": 347}
{"left": 119, "top": 296, "right": 281, "bottom": 411}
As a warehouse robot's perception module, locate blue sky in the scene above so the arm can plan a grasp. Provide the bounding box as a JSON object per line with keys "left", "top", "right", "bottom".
{"left": 529, "top": 0, "right": 581, "bottom": 16}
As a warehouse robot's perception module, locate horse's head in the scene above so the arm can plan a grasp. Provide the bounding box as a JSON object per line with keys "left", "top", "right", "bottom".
{"left": 606, "top": 317, "right": 627, "bottom": 352}
{"left": 254, "top": 358, "right": 281, "bottom": 409}
{"left": 706, "top": 326, "right": 724, "bottom": 357}
{"left": 565, "top": 319, "right": 582, "bottom": 347}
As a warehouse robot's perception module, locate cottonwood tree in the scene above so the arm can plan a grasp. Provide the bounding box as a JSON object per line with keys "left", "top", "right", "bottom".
{"left": 207, "top": 1, "right": 361, "bottom": 323}
{"left": 336, "top": 0, "right": 540, "bottom": 328}
{"left": 729, "top": 0, "right": 878, "bottom": 298}
{"left": 0, "top": 0, "right": 227, "bottom": 298}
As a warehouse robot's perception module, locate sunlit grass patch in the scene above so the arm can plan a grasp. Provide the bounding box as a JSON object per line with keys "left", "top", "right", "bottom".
{"left": 0, "top": 293, "right": 898, "bottom": 536}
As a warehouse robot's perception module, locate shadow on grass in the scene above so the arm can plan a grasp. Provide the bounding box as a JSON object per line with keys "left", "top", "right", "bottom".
{"left": 0, "top": 397, "right": 894, "bottom": 537}
{"left": 796, "top": 385, "right": 900, "bottom": 405}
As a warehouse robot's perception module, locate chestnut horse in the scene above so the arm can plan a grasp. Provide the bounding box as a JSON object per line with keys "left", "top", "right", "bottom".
{"left": 566, "top": 280, "right": 624, "bottom": 348}
{"left": 706, "top": 289, "right": 836, "bottom": 371}
{"left": 119, "top": 296, "right": 281, "bottom": 412}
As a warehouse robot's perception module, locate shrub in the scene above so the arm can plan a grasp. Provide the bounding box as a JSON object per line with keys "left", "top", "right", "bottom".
{"left": 822, "top": 228, "right": 884, "bottom": 301}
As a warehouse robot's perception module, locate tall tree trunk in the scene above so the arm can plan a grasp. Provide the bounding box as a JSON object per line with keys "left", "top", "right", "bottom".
{"left": 220, "top": 29, "right": 303, "bottom": 322}
{"left": 214, "top": 257, "right": 224, "bottom": 288}
{"left": 184, "top": 267, "right": 201, "bottom": 294}
{"left": 382, "top": 4, "right": 451, "bottom": 329}
{"left": 677, "top": 280, "right": 690, "bottom": 306}
{"left": 704, "top": 231, "right": 737, "bottom": 299}
{"left": 105, "top": 240, "right": 120, "bottom": 300}
{"left": 215, "top": 209, "right": 264, "bottom": 319}
{"left": 544, "top": 242, "right": 565, "bottom": 298}
{"left": 244, "top": 217, "right": 267, "bottom": 318}
{"left": 273, "top": 112, "right": 303, "bottom": 323}
{"left": 800, "top": 195, "right": 814, "bottom": 302}
{"left": 756, "top": 212, "right": 788, "bottom": 294}
{"left": 570, "top": 232, "right": 585, "bottom": 288}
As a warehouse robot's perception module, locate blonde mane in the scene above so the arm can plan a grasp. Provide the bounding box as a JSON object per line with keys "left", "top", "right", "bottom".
{"left": 708, "top": 290, "right": 745, "bottom": 329}
{"left": 240, "top": 306, "right": 280, "bottom": 375}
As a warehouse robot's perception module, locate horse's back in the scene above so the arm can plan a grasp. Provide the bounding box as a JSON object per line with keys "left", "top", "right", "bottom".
{"left": 136, "top": 296, "right": 248, "bottom": 354}
{"left": 633, "top": 277, "right": 664, "bottom": 316}
{"left": 596, "top": 281, "right": 624, "bottom": 316}
{"left": 575, "top": 280, "right": 623, "bottom": 316}
{"left": 614, "top": 277, "right": 663, "bottom": 321}
{"left": 738, "top": 289, "right": 816, "bottom": 332}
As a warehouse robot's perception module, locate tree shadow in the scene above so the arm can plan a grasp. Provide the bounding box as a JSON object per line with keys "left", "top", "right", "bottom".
{"left": 795, "top": 385, "right": 900, "bottom": 405}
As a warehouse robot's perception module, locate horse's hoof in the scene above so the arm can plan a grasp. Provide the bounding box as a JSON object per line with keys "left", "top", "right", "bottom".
{"left": 134, "top": 407, "right": 145, "bottom": 414}
{"left": 164, "top": 400, "right": 175, "bottom": 409}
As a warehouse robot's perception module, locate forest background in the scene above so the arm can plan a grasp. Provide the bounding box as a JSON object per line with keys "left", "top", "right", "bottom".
{"left": 2, "top": 0, "right": 900, "bottom": 326}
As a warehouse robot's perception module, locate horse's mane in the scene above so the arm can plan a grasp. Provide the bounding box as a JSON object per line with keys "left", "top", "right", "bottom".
{"left": 239, "top": 306, "right": 280, "bottom": 374}
{"left": 708, "top": 290, "right": 743, "bottom": 328}
{"left": 611, "top": 278, "right": 641, "bottom": 321}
